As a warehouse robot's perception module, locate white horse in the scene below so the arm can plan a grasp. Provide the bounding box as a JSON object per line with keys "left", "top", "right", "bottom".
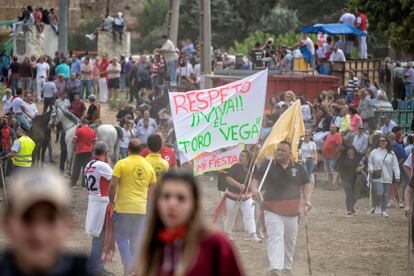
{"left": 48, "top": 107, "right": 121, "bottom": 171}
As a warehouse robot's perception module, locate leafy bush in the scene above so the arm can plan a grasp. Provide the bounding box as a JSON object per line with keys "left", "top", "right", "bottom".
{"left": 229, "top": 31, "right": 302, "bottom": 55}
{"left": 68, "top": 17, "right": 100, "bottom": 52}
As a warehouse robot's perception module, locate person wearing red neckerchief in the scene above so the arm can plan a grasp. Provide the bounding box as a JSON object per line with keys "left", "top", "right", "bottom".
{"left": 136, "top": 170, "right": 244, "bottom": 276}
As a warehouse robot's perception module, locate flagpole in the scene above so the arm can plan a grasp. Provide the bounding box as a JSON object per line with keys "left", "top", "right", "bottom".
{"left": 258, "top": 158, "right": 273, "bottom": 193}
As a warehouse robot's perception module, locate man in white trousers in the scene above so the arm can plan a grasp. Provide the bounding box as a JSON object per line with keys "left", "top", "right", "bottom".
{"left": 35, "top": 55, "right": 50, "bottom": 102}
{"left": 356, "top": 8, "right": 369, "bottom": 59}
{"left": 251, "top": 141, "right": 313, "bottom": 276}
{"left": 84, "top": 141, "right": 114, "bottom": 275}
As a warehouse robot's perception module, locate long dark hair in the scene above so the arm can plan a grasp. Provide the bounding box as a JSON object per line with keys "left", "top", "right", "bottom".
{"left": 376, "top": 135, "right": 393, "bottom": 152}
{"left": 136, "top": 170, "right": 208, "bottom": 276}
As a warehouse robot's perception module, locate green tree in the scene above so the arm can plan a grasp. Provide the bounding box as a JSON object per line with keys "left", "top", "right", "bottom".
{"left": 135, "top": 0, "right": 168, "bottom": 52}
{"left": 227, "top": 0, "right": 279, "bottom": 36}
{"left": 68, "top": 17, "right": 100, "bottom": 51}
{"left": 229, "top": 30, "right": 301, "bottom": 55}
{"left": 258, "top": 6, "right": 299, "bottom": 35}
{"left": 350, "top": 0, "right": 414, "bottom": 54}
{"left": 282, "top": 0, "right": 347, "bottom": 26}
{"left": 136, "top": 0, "right": 279, "bottom": 51}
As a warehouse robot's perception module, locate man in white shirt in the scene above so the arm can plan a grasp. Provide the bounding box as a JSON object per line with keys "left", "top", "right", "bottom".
{"left": 11, "top": 88, "right": 30, "bottom": 130}
{"left": 137, "top": 110, "right": 157, "bottom": 130}
{"left": 159, "top": 35, "right": 178, "bottom": 86}
{"left": 35, "top": 55, "right": 50, "bottom": 102}
{"left": 339, "top": 8, "right": 356, "bottom": 25}
{"left": 339, "top": 8, "right": 356, "bottom": 59}
{"left": 2, "top": 88, "right": 12, "bottom": 114}
{"left": 23, "top": 92, "right": 38, "bottom": 119}
{"left": 84, "top": 142, "right": 114, "bottom": 275}
{"left": 41, "top": 77, "right": 58, "bottom": 113}
{"left": 330, "top": 44, "right": 346, "bottom": 62}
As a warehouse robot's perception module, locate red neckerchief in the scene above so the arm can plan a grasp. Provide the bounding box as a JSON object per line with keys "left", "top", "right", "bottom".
{"left": 158, "top": 226, "right": 188, "bottom": 244}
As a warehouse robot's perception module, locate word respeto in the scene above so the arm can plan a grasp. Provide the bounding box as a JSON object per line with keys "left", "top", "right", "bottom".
{"left": 172, "top": 81, "right": 251, "bottom": 114}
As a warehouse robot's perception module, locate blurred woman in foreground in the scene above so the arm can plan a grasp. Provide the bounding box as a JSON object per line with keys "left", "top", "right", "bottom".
{"left": 135, "top": 170, "right": 244, "bottom": 276}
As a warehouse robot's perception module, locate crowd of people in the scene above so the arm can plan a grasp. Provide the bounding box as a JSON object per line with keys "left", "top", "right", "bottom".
{"left": 12, "top": 5, "right": 59, "bottom": 35}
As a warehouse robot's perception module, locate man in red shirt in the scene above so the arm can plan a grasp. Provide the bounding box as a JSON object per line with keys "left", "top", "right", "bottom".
{"left": 69, "top": 94, "right": 86, "bottom": 119}
{"left": 356, "top": 8, "right": 368, "bottom": 59}
{"left": 323, "top": 124, "right": 343, "bottom": 189}
{"left": 71, "top": 118, "right": 97, "bottom": 187}
{"left": 140, "top": 132, "right": 177, "bottom": 168}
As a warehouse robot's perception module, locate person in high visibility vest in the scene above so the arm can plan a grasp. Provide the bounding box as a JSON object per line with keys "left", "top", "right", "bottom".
{"left": 5, "top": 124, "right": 35, "bottom": 173}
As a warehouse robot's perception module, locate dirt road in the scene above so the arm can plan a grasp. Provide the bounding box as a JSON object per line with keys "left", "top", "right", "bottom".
{"left": 0, "top": 102, "right": 411, "bottom": 276}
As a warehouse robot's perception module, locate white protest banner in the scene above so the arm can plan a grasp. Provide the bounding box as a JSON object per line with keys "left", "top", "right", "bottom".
{"left": 169, "top": 69, "right": 268, "bottom": 161}
{"left": 193, "top": 144, "right": 245, "bottom": 176}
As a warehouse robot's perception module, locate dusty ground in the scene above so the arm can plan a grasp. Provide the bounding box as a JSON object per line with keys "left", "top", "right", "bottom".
{"left": 0, "top": 102, "right": 412, "bottom": 276}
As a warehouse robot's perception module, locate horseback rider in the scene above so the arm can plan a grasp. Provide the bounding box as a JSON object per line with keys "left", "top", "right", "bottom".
{"left": 10, "top": 87, "right": 31, "bottom": 131}
{"left": 85, "top": 94, "right": 101, "bottom": 128}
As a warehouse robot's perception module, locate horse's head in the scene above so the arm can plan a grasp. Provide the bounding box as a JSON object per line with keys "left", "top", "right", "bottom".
{"left": 48, "top": 106, "right": 60, "bottom": 129}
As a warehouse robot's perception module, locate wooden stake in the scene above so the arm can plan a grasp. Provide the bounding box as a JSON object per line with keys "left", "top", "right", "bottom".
{"left": 304, "top": 209, "right": 312, "bottom": 275}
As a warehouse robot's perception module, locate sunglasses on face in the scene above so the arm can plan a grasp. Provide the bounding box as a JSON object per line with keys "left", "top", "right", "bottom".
{"left": 379, "top": 139, "right": 387, "bottom": 142}
{"left": 159, "top": 192, "right": 189, "bottom": 203}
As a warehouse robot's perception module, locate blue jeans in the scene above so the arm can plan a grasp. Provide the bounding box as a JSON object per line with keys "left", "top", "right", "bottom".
{"left": 88, "top": 227, "right": 105, "bottom": 273}
{"left": 405, "top": 82, "right": 413, "bottom": 100}
{"left": 11, "top": 76, "right": 19, "bottom": 95}
{"left": 113, "top": 212, "right": 146, "bottom": 274}
{"left": 120, "top": 73, "right": 126, "bottom": 91}
{"left": 166, "top": 60, "right": 177, "bottom": 86}
{"left": 15, "top": 114, "right": 31, "bottom": 130}
{"left": 119, "top": 147, "right": 128, "bottom": 159}
{"left": 374, "top": 182, "right": 390, "bottom": 212}
{"left": 81, "top": 80, "right": 92, "bottom": 99}
{"left": 303, "top": 158, "right": 315, "bottom": 178}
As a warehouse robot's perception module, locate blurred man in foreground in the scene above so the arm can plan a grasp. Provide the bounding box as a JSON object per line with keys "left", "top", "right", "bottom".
{"left": 0, "top": 169, "right": 91, "bottom": 275}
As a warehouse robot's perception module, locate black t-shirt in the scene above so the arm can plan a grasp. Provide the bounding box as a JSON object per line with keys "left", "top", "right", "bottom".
{"left": 0, "top": 250, "right": 92, "bottom": 276}
{"left": 255, "top": 160, "right": 308, "bottom": 201}
{"left": 227, "top": 163, "right": 248, "bottom": 194}
{"left": 251, "top": 49, "right": 264, "bottom": 68}
{"left": 10, "top": 63, "right": 20, "bottom": 74}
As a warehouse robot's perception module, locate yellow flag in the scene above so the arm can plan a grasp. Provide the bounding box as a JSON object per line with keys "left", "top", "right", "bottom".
{"left": 258, "top": 99, "right": 305, "bottom": 161}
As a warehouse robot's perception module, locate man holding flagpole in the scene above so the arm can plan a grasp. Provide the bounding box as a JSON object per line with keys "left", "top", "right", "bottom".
{"left": 251, "top": 141, "right": 313, "bottom": 275}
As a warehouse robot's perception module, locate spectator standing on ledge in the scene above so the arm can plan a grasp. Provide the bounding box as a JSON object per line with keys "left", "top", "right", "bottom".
{"left": 404, "top": 62, "right": 414, "bottom": 101}
{"left": 355, "top": 8, "right": 368, "bottom": 59}
{"left": 158, "top": 35, "right": 179, "bottom": 86}
{"left": 109, "top": 138, "right": 156, "bottom": 275}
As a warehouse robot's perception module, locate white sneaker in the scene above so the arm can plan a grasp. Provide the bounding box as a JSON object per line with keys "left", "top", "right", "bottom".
{"left": 399, "top": 202, "right": 405, "bottom": 209}
{"left": 85, "top": 33, "right": 95, "bottom": 40}
{"left": 382, "top": 211, "right": 389, "bottom": 217}
{"left": 374, "top": 207, "right": 382, "bottom": 215}
{"left": 246, "top": 233, "right": 262, "bottom": 242}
